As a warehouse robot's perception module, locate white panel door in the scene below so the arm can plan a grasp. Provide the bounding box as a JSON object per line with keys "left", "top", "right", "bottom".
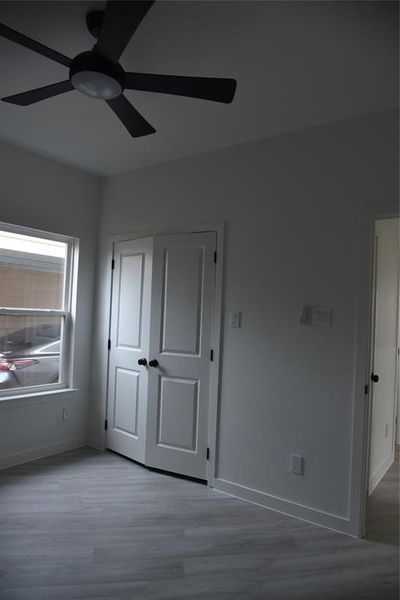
{"left": 368, "top": 218, "right": 399, "bottom": 493}
{"left": 146, "top": 232, "right": 216, "bottom": 479}
{"left": 107, "top": 237, "right": 153, "bottom": 463}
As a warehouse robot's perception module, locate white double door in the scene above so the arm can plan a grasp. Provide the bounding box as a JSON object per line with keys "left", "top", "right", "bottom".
{"left": 106, "top": 232, "right": 216, "bottom": 480}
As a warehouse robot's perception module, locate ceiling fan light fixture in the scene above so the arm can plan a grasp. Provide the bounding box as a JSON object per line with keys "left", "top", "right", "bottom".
{"left": 71, "top": 70, "right": 122, "bottom": 99}
{"left": 69, "top": 51, "right": 125, "bottom": 100}
{"left": 0, "top": 0, "right": 237, "bottom": 136}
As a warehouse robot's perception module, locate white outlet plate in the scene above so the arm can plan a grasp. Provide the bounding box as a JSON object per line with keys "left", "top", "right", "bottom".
{"left": 289, "top": 453, "right": 304, "bottom": 475}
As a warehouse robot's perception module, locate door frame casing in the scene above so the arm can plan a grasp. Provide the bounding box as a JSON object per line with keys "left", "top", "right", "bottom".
{"left": 351, "top": 203, "right": 399, "bottom": 537}
{"left": 102, "top": 222, "right": 225, "bottom": 485}
{"left": 367, "top": 218, "right": 399, "bottom": 494}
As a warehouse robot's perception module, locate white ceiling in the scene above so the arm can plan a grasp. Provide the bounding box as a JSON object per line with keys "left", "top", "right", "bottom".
{"left": 0, "top": 1, "right": 397, "bottom": 176}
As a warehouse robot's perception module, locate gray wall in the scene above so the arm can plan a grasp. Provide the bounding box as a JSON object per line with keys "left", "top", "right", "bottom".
{"left": 0, "top": 141, "right": 100, "bottom": 466}
{"left": 90, "top": 109, "right": 398, "bottom": 533}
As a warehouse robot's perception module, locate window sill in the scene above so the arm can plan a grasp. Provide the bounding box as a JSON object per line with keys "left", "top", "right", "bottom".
{"left": 0, "top": 387, "right": 79, "bottom": 408}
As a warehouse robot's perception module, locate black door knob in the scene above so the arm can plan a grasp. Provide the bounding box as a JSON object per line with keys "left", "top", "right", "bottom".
{"left": 149, "top": 359, "right": 159, "bottom": 367}
{"left": 371, "top": 373, "right": 379, "bottom": 383}
{"left": 138, "top": 358, "right": 147, "bottom": 366}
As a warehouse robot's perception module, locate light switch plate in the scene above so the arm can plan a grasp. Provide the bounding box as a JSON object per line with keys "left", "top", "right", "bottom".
{"left": 231, "top": 311, "right": 241, "bottom": 328}
{"left": 310, "top": 307, "right": 331, "bottom": 326}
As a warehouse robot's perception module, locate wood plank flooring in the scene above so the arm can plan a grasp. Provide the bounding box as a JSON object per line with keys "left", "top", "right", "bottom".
{"left": 0, "top": 447, "right": 398, "bottom": 600}
{"left": 366, "top": 446, "right": 399, "bottom": 545}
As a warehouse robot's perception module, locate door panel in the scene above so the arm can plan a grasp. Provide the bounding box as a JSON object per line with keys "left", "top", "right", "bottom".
{"left": 106, "top": 237, "right": 153, "bottom": 463}
{"left": 146, "top": 232, "right": 216, "bottom": 479}
{"left": 117, "top": 253, "right": 144, "bottom": 348}
{"left": 114, "top": 368, "right": 139, "bottom": 435}
{"left": 161, "top": 247, "right": 203, "bottom": 355}
{"left": 157, "top": 376, "right": 199, "bottom": 450}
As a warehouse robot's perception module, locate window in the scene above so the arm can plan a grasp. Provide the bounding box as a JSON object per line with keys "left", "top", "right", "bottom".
{"left": 0, "top": 224, "right": 76, "bottom": 396}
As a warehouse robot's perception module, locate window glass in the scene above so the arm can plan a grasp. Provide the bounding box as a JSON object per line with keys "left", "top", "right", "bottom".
{"left": 0, "top": 230, "right": 66, "bottom": 310}
{"left": 0, "top": 315, "right": 62, "bottom": 390}
{"left": 0, "top": 227, "right": 72, "bottom": 395}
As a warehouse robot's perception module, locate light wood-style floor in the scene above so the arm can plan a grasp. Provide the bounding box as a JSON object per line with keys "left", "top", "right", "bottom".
{"left": 0, "top": 447, "right": 398, "bottom": 600}
{"left": 366, "top": 446, "right": 399, "bottom": 545}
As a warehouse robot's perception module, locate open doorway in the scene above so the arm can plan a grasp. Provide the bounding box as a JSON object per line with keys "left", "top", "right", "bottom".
{"left": 365, "top": 217, "right": 399, "bottom": 543}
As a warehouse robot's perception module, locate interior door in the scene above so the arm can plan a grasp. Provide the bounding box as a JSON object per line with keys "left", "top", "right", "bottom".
{"left": 368, "top": 218, "right": 399, "bottom": 493}
{"left": 106, "top": 237, "right": 153, "bottom": 463}
{"left": 146, "top": 232, "right": 216, "bottom": 479}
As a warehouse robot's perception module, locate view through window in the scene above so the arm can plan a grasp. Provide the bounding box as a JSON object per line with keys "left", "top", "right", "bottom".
{"left": 0, "top": 228, "right": 72, "bottom": 393}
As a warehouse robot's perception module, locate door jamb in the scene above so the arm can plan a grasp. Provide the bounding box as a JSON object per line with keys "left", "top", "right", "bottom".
{"left": 351, "top": 203, "right": 399, "bottom": 537}
{"left": 103, "top": 222, "right": 225, "bottom": 485}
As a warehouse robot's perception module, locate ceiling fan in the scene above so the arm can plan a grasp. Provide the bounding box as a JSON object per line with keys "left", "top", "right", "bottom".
{"left": 0, "top": 1, "right": 237, "bottom": 137}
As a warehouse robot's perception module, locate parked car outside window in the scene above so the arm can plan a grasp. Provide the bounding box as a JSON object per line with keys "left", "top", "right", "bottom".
{"left": 0, "top": 324, "right": 61, "bottom": 390}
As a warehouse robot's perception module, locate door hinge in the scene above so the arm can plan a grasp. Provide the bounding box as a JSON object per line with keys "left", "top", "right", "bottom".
{"left": 108, "top": 339, "right": 111, "bottom": 351}
{"left": 213, "top": 251, "right": 217, "bottom": 264}
{"left": 206, "top": 447, "right": 210, "bottom": 460}
{"left": 364, "top": 384, "right": 369, "bottom": 395}
{"left": 104, "top": 419, "right": 108, "bottom": 431}
{"left": 111, "top": 258, "right": 115, "bottom": 270}
{"left": 210, "top": 349, "right": 214, "bottom": 362}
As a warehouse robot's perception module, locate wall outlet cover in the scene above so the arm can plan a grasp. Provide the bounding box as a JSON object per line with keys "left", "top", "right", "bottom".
{"left": 289, "top": 453, "right": 304, "bottom": 475}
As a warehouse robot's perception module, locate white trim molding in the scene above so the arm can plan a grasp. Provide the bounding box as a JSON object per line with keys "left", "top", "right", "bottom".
{"left": 0, "top": 438, "right": 87, "bottom": 470}
{"left": 368, "top": 451, "right": 395, "bottom": 495}
{"left": 0, "top": 220, "right": 79, "bottom": 399}
{"left": 212, "top": 477, "right": 354, "bottom": 536}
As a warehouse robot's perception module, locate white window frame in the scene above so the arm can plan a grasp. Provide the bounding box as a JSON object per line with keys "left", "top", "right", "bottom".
{"left": 0, "top": 221, "right": 78, "bottom": 399}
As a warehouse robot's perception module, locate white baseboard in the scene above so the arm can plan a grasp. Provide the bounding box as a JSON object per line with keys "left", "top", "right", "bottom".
{"left": 212, "top": 477, "right": 353, "bottom": 536}
{"left": 0, "top": 438, "right": 87, "bottom": 470}
{"left": 368, "top": 451, "right": 394, "bottom": 495}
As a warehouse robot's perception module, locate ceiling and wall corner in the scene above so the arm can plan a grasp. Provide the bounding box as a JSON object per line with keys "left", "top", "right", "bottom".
{"left": 0, "top": 0, "right": 397, "bottom": 176}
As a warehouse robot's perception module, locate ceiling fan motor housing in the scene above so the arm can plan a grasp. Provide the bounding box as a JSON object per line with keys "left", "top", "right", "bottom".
{"left": 69, "top": 51, "right": 125, "bottom": 100}
{"left": 86, "top": 10, "right": 104, "bottom": 39}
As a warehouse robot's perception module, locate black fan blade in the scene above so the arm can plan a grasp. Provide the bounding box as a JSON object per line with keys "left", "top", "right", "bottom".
{"left": 125, "top": 73, "right": 237, "bottom": 104}
{"left": 96, "top": 1, "right": 154, "bottom": 63}
{"left": 106, "top": 95, "right": 155, "bottom": 137}
{"left": 2, "top": 80, "right": 73, "bottom": 106}
{"left": 0, "top": 23, "right": 71, "bottom": 67}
